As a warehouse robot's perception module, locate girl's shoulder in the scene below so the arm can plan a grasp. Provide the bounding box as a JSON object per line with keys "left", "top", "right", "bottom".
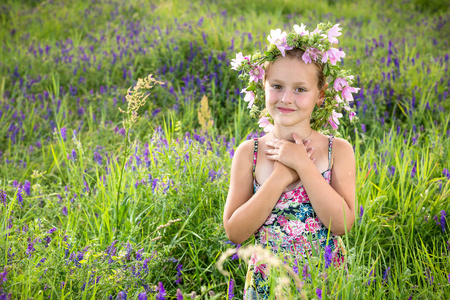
{"left": 328, "top": 136, "right": 355, "bottom": 167}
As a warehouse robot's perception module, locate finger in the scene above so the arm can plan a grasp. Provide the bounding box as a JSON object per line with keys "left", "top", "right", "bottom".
{"left": 265, "top": 153, "right": 278, "bottom": 161}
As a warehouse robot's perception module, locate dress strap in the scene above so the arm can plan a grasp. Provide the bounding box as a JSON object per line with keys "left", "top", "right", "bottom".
{"left": 252, "top": 138, "right": 259, "bottom": 176}
{"left": 328, "top": 135, "right": 334, "bottom": 170}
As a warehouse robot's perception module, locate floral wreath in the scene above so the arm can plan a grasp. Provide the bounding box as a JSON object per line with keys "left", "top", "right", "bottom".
{"left": 230, "top": 22, "right": 360, "bottom": 133}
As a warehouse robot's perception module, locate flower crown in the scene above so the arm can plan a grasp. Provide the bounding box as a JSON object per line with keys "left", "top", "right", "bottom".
{"left": 231, "top": 22, "right": 359, "bottom": 133}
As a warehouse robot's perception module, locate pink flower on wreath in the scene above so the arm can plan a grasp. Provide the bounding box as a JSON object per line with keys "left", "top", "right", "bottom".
{"left": 230, "top": 52, "right": 249, "bottom": 70}
{"left": 334, "top": 94, "right": 344, "bottom": 104}
{"left": 258, "top": 116, "right": 274, "bottom": 133}
{"left": 342, "top": 86, "right": 360, "bottom": 102}
{"left": 241, "top": 88, "right": 255, "bottom": 108}
{"left": 293, "top": 23, "right": 309, "bottom": 36}
{"left": 249, "top": 64, "right": 265, "bottom": 83}
{"left": 302, "top": 48, "right": 320, "bottom": 64}
{"left": 328, "top": 24, "right": 342, "bottom": 44}
{"left": 328, "top": 110, "right": 343, "bottom": 130}
{"left": 349, "top": 111, "right": 357, "bottom": 122}
{"left": 333, "top": 77, "right": 348, "bottom": 91}
{"left": 267, "top": 28, "right": 293, "bottom": 57}
{"left": 322, "top": 48, "right": 345, "bottom": 65}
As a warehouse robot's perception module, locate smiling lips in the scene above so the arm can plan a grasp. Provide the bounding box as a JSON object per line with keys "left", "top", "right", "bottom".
{"left": 277, "top": 107, "right": 296, "bottom": 113}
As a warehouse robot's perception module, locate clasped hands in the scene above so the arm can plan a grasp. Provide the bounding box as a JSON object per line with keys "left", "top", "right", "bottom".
{"left": 264, "top": 133, "right": 315, "bottom": 186}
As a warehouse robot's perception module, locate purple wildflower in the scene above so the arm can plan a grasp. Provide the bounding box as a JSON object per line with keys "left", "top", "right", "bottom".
{"left": 156, "top": 282, "right": 166, "bottom": 300}
{"left": 26, "top": 241, "right": 35, "bottom": 256}
{"left": 62, "top": 206, "right": 68, "bottom": 216}
{"left": 316, "top": 288, "right": 322, "bottom": 299}
{"left": 118, "top": 291, "right": 127, "bottom": 300}
{"left": 61, "top": 127, "right": 67, "bottom": 141}
{"left": 17, "top": 188, "right": 23, "bottom": 207}
{"left": 368, "top": 269, "right": 375, "bottom": 286}
{"left": 228, "top": 278, "right": 235, "bottom": 299}
{"left": 448, "top": 273, "right": 450, "bottom": 284}
{"left": 175, "top": 264, "right": 183, "bottom": 284}
{"left": 359, "top": 205, "right": 364, "bottom": 222}
{"left": 231, "top": 244, "right": 241, "bottom": 260}
{"left": 443, "top": 168, "right": 450, "bottom": 180}
{"left": 0, "top": 190, "right": 6, "bottom": 207}
{"left": 137, "top": 293, "right": 147, "bottom": 300}
{"left": 0, "top": 266, "right": 7, "bottom": 285}
{"left": 441, "top": 210, "right": 446, "bottom": 232}
{"left": 47, "top": 228, "right": 57, "bottom": 234}
{"left": 302, "top": 263, "right": 309, "bottom": 280}
{"left": 383, "top": 267, "right": 390, "bottom": 283}
{"left": 24, "top": 180, "right": 31, "bottom": 196}
{"left": 176, "top": 289, "right": 183, "bottom": 300}
{"left": 71, "top": 149, "right": 77, "bottom": 161}
{"left": 61, "top": 281, "right": 65, "bottom": 289}
{"left": 136, "top": 248, "right": 144, "bottom": 261}
{"left": 389, "top": 166, "right": 395, "bottom": 176}
{"left": 324, "top": 246, "right": 332, "bottom": 269}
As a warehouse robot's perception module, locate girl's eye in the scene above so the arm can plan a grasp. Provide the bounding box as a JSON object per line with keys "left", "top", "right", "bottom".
{"left": 272, "top": 85, "right": 282, "bottom": 90}
{"left": 296, "top": 87, "right": 306, "bottom": 93}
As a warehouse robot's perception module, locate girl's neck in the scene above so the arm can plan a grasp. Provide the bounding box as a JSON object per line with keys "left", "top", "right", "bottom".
{"left": 271, "top": 126, "right": 314, "bottom": 142}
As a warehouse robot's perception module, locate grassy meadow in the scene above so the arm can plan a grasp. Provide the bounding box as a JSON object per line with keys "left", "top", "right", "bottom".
{"left": 0, "top": 0, "right": 449, "bottom": 299}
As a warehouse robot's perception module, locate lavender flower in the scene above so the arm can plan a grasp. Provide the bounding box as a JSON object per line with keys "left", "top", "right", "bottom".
{"left": 118, "top": 291, "right": 127, "bottom": 300}
{"left": 61, "top": 127, "right": 67, "bottom": 141}
{"left": 383, "top": 267, "right": 390, "bottom": 283}
{"left": 26, "top": 241, "right": 35, "bottom": 256}
{"left": 0, "top": 190, "right": 6, "bottom": 207}
{"left": 23, "top": 180, "right": 31, "bottom": 196}
{"left": 61, "top": 281, "right": 65, "bottom": 289}
{"left": 17, "top": 188, "right": 23, "bottom": 207}
{"left": 156, "top": 282, "right": 166, "bottom": 300}
{"left": 228, "top": 278, "right": 235, "bottom": 299}
{"left": 62, "top": 206, "right": 68, "bottom": 216}
{"left": 71, "top": 149, "right": 77, "bottom": 161}
{"left": 47, "top": 228, "right": 57, "bottom": 234}
{"left": 324, "top": 245, "right": 332, "bottom": 269}
{"left": 176, "top": 289, "right": 183, "bottom": 300}
{"left": 302, "top": 263, "right": 309, "bottom": 280}
{"left": 175, "top": 264, "right": 183, "bottom": 284}
{"left": 137, "top": 293, "right": 147, "bottom": 300}
{"left": 359, "top": 205, "right": 364, "bottom": 222}
{"left": 316, "top": 288, "right": 322, "bottom": 299}
{"left": 441, "top": 210, "right": 447, "bottom": 232}
{"left": 368, "top": 269, "right": 375, "bottom": 286}
{"left": 0, "top": 266, "right": 7, "bottom": 285}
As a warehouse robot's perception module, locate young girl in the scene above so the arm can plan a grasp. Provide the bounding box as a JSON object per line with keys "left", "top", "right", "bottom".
{"left": 223, "top": 23, "right": 358, "bottom": 298}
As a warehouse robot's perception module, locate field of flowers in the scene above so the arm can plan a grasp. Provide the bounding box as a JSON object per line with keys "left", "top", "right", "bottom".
{"left": 0, "top": 0, "right": 449, "bottom": 299}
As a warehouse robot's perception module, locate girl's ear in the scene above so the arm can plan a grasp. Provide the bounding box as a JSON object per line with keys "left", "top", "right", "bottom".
{"left": 316, "top": 83, "right": 328, "bottom": 106}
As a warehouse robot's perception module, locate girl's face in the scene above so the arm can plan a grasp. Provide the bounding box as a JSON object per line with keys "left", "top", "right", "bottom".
{"left": 264, "top": 56, "right": 324, "bottom": 128}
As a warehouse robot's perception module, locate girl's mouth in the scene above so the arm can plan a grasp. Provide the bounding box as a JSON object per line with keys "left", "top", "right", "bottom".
{"left": 277, "top": 107, "right": 295, "bottom": 113}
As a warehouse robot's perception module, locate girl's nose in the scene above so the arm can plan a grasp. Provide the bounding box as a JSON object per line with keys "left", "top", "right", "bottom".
{"left": 281, "top": 90, "right": 294, "bottom": 104}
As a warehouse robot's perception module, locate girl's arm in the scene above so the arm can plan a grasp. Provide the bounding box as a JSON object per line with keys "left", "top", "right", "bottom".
{"left": 266, "top": 135, "right": 356, "bottom": 236}
{"left": 223, "top": 140, "right": 297, "bottom": 244}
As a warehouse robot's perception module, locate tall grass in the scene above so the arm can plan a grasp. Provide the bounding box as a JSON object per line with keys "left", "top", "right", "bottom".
{"left": 0, "top": 0, "right": 449, "bottom": 298}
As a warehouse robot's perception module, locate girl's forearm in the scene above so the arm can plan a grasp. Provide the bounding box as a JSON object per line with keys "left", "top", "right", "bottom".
{"left": 296, "top": 160, "right": 355, "bottom": 236}
{"left": 224, "top": 174, "right": 287, "bottom": 244}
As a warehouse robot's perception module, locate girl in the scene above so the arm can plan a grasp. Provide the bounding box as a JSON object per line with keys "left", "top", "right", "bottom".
{"left": 223, "top": 23, "right": 358, "bottom": 298}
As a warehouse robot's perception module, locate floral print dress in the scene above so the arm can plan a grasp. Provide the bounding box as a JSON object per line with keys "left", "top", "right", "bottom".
{"left": 244, "top": 136, "right": 345, "bottom": 299}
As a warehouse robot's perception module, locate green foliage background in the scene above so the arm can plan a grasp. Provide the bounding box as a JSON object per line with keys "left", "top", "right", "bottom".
{"left": 0, "top": 0, "right": 449, "bottom": 299}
